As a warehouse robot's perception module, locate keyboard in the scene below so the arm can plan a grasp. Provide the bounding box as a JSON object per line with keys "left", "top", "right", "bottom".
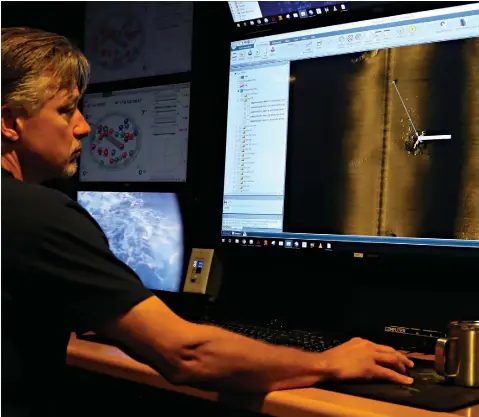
{"left": 78, "top": 320, "right": 342, "bottom": 352}
{"left": 196, "top": 319, "right": 344, "bottom": 352}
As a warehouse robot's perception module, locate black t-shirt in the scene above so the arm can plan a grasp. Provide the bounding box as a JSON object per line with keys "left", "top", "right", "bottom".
{"left": 1, "top": 169, "right": 153, "bottom": 416}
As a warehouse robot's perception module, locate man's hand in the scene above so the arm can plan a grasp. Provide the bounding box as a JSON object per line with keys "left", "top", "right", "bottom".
{"left": 320, "top": 337, "right": 414, "bottom": 385}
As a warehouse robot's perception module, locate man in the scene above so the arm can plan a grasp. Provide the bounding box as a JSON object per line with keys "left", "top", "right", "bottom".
{"left": 1, "top": 27, "right": 414, "bottom": 416}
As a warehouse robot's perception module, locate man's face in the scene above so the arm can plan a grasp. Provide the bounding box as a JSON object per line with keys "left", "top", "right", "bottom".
{"left": 7, "top": 87, "right": 91, "bottom": 181}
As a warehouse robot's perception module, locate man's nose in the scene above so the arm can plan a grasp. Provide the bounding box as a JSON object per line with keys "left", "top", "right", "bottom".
{"left": 73, "top": 110, "right": 91, "bottom": 139}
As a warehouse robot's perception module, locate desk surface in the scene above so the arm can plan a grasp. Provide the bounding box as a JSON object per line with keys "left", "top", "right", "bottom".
{"left": 67, "top": 334, "right": 478, "bottom": 417}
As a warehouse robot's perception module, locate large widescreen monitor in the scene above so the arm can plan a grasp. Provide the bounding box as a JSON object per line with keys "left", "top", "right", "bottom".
{"left": 77, "top": 191, "right": 184, "bottom": 292}
{"left": 84, "top": 1, "right": 193, "bottom": 83}
{"left": 221, "top": 3, "right": 479, "bottom": 255}
{"left": 79, "top": 83, "right": 190, "bottom": 183}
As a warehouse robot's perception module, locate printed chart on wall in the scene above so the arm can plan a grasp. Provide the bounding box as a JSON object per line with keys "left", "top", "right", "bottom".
{"left": 79, "top": 83, "right": 190, "bottom": 182}
{"left": 84, "top": 1, "right": 193, "bottom": 83}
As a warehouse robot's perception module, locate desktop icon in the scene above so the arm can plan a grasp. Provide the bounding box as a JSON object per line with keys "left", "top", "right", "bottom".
{"left": 278, "top": 241, "right": 284, "bottom": 247}
{"left": 316, "top": 8, "right": 322, "bottom": 14}
{"left": 302, "top": 241, "right": 307, "bottom": 248}
{"left": 285, "top": 240, "right": 293, "bottom": 248}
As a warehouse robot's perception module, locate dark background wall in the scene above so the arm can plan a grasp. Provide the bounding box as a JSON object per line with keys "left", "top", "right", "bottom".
{"left": 2, "top": 2, "right": 478, "bottom": 334}
{"left": 2, "top": 1, "right": 230, "bottom": 244}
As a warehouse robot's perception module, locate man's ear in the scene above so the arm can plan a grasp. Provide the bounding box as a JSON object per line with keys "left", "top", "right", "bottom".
{"left": 1, "top": 105, "right": 21, "bottom": 142}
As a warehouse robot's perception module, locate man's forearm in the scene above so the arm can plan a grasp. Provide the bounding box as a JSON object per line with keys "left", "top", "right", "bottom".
{"left": 163, "top": 324, "right": 330, "bottom": 392}
{"left": 103, "top": 296, "right": 413, "bottom": 392}
{"left": 103, "top": 296, "right": 329, "bottom": 393}
{"left": 111, "top": 322, "right": 328, "bottom": 392}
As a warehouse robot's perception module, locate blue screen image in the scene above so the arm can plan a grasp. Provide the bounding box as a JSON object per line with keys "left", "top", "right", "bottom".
{"left": 77, "top": 191, "right": 184, "bottom": 292}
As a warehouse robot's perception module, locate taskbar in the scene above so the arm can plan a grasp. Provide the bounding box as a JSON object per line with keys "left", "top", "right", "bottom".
{"left": 220, "top": 231, "right": 479, "bottom": 258}
{"left": 235, "top": 3, "right": 348, "bottom": 29}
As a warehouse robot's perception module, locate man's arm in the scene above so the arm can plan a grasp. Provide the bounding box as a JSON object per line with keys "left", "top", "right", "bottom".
{"left": 99, "top": 296, "right": 414, "bottom": 393}
{"left": 32, "top": 201, "right": 413, "bottom": 393}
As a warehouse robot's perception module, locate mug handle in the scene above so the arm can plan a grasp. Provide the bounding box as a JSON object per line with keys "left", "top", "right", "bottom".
{"left": 435, "top": 337, "right": 458, "bottom": 378}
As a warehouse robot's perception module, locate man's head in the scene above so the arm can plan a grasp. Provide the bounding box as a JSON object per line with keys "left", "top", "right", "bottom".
{"left": 1, "top": 27, "right": 91, "bottom": 183}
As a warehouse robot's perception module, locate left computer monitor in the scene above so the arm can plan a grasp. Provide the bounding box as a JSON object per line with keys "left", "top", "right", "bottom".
{"left": 79, "top": 83, "right": 190, "bottom": 183}
{"left": 77, "top": 191, "right": 184, "bottom": 293}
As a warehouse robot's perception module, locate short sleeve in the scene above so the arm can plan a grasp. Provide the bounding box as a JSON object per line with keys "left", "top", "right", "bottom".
{"left": 29, "top": 199, "right": 154, "bottom": 333}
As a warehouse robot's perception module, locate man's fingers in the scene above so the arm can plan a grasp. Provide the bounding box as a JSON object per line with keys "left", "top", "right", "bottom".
{"left": 375, "top": 344, "right": 414, "bottom": 368}
{"left": 375, "top": 352, "right": 407, "bottom": 374}
{"left": 374, "top": 366, "right": 414, "bottom": 385}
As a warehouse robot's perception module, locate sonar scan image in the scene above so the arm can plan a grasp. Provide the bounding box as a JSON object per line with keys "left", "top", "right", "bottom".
{"left": 286, "top": 37, "right": 479, "bottom": 240}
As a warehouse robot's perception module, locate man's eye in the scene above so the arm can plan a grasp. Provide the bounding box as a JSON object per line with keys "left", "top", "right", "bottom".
{"left": 60, "top": 107, "right": 76, "bottom": 116}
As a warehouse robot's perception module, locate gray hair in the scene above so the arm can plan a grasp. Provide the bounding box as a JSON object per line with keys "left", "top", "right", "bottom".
{"left": 1, "top": 27, "right": 90, "bottom": 114}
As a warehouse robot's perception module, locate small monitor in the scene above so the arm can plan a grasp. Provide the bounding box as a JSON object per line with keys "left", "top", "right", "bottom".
{"left": 77, "top": 191, "right": 184, "bottom": 293}
{"left": 79, "top": 83, "right": 190, "bottom": 183}
{"left": 84, "top": 1, "right": 193, "bottom": 83}
{"left": 222, "top": 3, "right": 479, "bottom": 255}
